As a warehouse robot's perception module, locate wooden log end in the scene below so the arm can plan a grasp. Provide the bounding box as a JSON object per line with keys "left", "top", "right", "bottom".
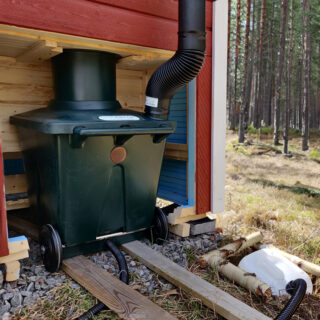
{"left": 197, "top": 258, "right": 209, "bottom": 269}
{"left": 256, "top": 285, "right": 272, "bottom": 302}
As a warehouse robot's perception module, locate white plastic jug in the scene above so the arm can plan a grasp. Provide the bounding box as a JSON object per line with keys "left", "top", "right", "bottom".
{"left": 239, "top": 248, "right": 313, "bottom": 296}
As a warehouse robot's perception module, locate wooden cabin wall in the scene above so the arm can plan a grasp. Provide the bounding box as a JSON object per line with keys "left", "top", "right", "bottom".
{"left": 0, "top": 57, "right": 149, "bottom": 153}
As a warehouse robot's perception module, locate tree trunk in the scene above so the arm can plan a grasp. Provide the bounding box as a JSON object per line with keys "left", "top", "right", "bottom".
{"left": 253, "top": 0, "right": 262, "bottom": 129}
{"left": 238, "top": 0, "right": 251, "bottom": 143}
{"left": 273, "top": 0, "right": 289, "bottom": 145}
{"left": 283, "top": 0, "right": 294, "bottom": 154}
{"left": 232, "top": 0, "right": 241, "bottom": 131}
{"left": 301, "top": 0, "right": 311, "bottom": 151}
{"left": 227, "top": 0, "right": 232, "bottom": 129}
{"left": 256, "top": 0, "right": 266, "bottom": 129}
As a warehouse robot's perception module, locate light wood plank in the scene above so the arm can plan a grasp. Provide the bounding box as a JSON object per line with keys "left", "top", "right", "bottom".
{"left": 4, "top": 260, "right": 20, "bottom": 281}
{"left": 4, "top": 174, "right": 27, "bottom": 194}
{"left": 122, "top": 241, "right": 271, "bottom": 320}
{"left": 6, "top": 198, "right": 30, "bottom": 211}
{"left": 164, "top": 143, "right": 188, "bottom": 161}
{"left": 0, "top": 250, "right": 28, "bottom": 264}
{"left": 8, "top": 238, "right": 29, "bottom": 254}
{"left": 0, "top": 24, "right": 174, "bottom": 59}
{"left": 0, "top": 62, "right": 150, "bottom": 153}
{"left": 17, "top": 40, "right": 63, "bottom": 63}
{"left": 169, "top": 223, "right": 190, "bottom": 237}
{"left": 62, "top": 255, "right": 177, "bottom": 320}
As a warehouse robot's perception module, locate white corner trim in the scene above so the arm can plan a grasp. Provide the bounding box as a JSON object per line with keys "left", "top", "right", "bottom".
{"left": 211, "top": 0, "right": 228, "bottom": 214}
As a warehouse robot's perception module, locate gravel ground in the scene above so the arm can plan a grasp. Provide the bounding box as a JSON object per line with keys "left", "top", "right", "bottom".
{"left": 0, "top": 230, "right": 220, "bottom": 319}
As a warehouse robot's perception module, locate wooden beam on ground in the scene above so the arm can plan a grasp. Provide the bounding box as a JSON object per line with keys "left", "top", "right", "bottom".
{"left": 122, "top": 241, "right": 271, "bottom": 320}
{"left": 0, "top": 250, "right": 28, "bottom": 264}
{"left": 7, "top": 215, "right": 39, "bottom": 241}
{"left": 169, "top": 222, "right": 190, "bottom": 237}
{"left": 17, "top": 39, "right": 62, "bottom": 63}
{"left": 5, "top": 260, "right": 20, "bottom": 281}
{"left": 62, "top": 255, "right": 177, "bottom": 320}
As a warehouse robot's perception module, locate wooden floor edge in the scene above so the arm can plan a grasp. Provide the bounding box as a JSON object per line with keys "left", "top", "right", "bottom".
{"left": 62, "top": 255, "right": 177, "bottom": 320}
{"left": 122, "top": 241, "right": 272, "bottom": 320}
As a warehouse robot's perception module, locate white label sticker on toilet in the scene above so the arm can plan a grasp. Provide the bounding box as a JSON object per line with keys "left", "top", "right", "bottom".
{"left": 98, "top": 115, "right": 140, "bottom": 121}
{"left": 145, "top": 96, "right": 158, "bottom": 108}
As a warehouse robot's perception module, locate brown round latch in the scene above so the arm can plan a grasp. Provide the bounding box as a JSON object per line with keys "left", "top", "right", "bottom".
{"left": 110, "top": 146, "right": 127, "bottom": 164}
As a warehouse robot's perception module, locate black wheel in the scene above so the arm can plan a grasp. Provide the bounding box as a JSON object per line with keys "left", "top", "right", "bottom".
{"left": 151, "top": 207, "right": 169, "bottom": 244}
{"left": 39, "top": 224, "right": 62, "bottom": 272}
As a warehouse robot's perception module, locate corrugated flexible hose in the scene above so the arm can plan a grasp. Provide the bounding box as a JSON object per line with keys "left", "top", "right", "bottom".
{"left": 145, "top": 0, "right": 206, "bottom": 120}
{"left": 275, "top": 279, "right": 307, "bottom": 320}
{"left": 76, "top": 240, "right": 129, "bottom": 320}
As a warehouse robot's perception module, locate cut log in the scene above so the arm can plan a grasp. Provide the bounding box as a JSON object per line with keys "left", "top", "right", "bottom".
{"left": 201, "top": 259, "right": 271, "bottom": 300}
{"left": 200, "top": 232, "right": 263, "bottom": 265}
{"left": 256, "top": 243, "right": 320, "bottom": 277}
{"left": 197, "top": 232, "right": 271, "bottom": 300}
{"left": 122, "top": 241, "right": 271, "bottom": 320}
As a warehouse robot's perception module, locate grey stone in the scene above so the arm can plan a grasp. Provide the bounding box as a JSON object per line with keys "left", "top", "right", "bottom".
{"left": 32, "top": 293, "right": 40, "bottom": 300}
{"left": 45, "top": 278, "right": 56, "bottom": 286}
{"left": 38, "top": 291, "right": 46, "bottom": 297}
{"left": 34, "top": 282, "right": 41, "bottom": 290}
{"left": 3, "top": 283, "right": 11, "bottom": 291}
{"left": 20, "top": 291, "right": 32, "bottom": 298}
{"left": 1, "top": 312, "right": 11, "bottom": 320}
{"left": 2, "top": 293, "right": 13, "bottom": 301}
{"left": 129, "top": 261, "right": 136, "bottom": 267}
{"left": 0, "top": 302, "right": 10, "bottom": 316}
{"left": 26, "top": 282, "right": 34, "bottom": 292}
{"left": 10, "top": 306, "right": 22, "bottom": 314}
{"left": 10, "top": 293, "right": 22, "bottom": 308}
{"left": 23, "top": 296, "right": 35, "bottom": 306}
{"left": 17, "top": 279, "right": 27, "bottom": 286}
{"left": 28, "top": 276, "right": 36, "bottom": 282}
{"left": 34, "top": 266, "right": 43, "bottom": 275}
{"left": 40, "top": 283, "right": 48, "bottom": 290}
{"left": 0, "top": 271, "right": 3, "bottom": 288}
{"left": 71, "top": 283, "right": 80, "bottom": 290}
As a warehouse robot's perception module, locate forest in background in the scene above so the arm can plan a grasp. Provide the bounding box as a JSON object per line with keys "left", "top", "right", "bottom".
{"left": 227, "top": 0, "right": 320, "bottom": 152}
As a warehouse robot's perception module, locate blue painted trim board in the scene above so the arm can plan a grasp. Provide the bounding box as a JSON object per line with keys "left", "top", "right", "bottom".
{"left": 187, "top": 79, "right": 196, "bottom": 206}
{"left": 8, "top": 236, "right": 27, "bottom": 243}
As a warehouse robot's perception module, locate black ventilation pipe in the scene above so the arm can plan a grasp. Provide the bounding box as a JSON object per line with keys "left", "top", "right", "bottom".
{"left": 145, "top": 0, "right": 206, "bottom": 120}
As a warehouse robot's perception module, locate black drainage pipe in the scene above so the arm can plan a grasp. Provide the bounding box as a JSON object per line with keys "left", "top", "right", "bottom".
{"left": 77, "top": 240, "right": 129, "bottom": 320}
{"left": 275, "top": 279, "right": 307, "bottom": 320}
{"left": 145, "top": 0, "right": 206, "bottom": 120}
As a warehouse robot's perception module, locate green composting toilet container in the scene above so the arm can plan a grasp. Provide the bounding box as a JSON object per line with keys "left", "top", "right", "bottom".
{"left": 10, "top": 50, "right": 175, "bottom": 271}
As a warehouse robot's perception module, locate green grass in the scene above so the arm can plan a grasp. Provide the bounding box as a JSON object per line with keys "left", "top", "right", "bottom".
{"left": 309, "top": 148, "right": 320, "bottom": 159}
{"left": 14, "top": 281, "right": 118, "bottom": 320}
